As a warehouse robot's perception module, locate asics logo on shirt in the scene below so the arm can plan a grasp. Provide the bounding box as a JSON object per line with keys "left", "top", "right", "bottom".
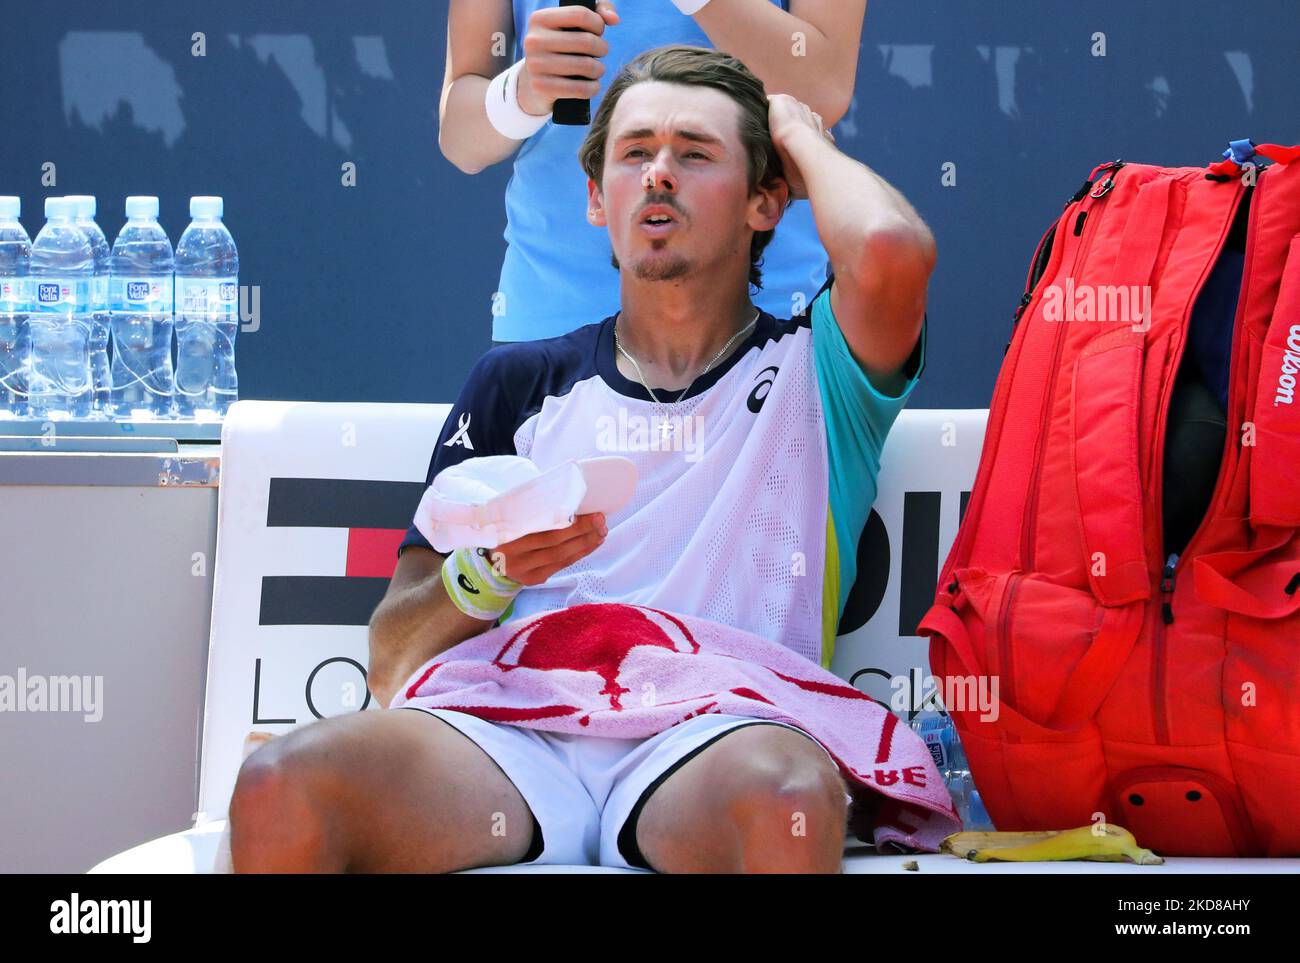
{"left": 748, "top": 365, "right": 779, "bottom": 413}
{"left": 443, "top": 411, "right": 475, "bottom": 449}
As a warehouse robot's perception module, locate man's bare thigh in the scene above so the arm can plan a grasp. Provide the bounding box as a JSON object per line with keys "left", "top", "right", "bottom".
{"left": 238, "top": 707, "right": 537, "bottom": 872}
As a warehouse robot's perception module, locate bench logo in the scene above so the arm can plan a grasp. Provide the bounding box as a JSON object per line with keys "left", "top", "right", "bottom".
{"left": 37, "top": 283, "right": 61, "bottom": 304}
{"left": 249, "top": 475, "right": 426, "bottom": 721}
{"left": 1273, "top": 324, "right": 1300, "bottom": 406}
{"left": 127, "top": 281, "right": 151, "bottom": 301}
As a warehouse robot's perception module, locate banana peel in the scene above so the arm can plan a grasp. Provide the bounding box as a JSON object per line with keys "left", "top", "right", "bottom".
{"left": 940, "top": 825, "right": 1164, "bottom": 865}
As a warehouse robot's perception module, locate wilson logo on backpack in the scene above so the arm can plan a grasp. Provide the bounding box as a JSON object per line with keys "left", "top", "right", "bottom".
{"left": 1273, "top": 324, "right": 1300, "bottom": 406}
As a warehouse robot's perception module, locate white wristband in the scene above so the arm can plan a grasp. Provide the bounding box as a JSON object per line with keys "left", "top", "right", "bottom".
{"left": 485, "top": 59, "right": 551, "bottom": 141}
{"left": 672, "top": 0, "right": 713, "bottom": 14}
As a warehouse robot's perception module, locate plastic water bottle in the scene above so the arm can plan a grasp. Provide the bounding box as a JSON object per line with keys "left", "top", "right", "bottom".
{"left": 909, "top": 713, "right": 995, "bottom": 831}
{"left": 30, "top": 197, "right": 94, "bottom": 420}
{"left": 910, "top": 714, "right": 953, "bottom": 775}
{"left": 67, "top": 196, "right": 112, "bottom": 419}
{"left": 0, "top": 197, "right": 32, "bottom": 420}
{"left": 109, "top": 196, "right": 175, "bottom": 419}
{"left": 943, "top": 719, "right": 996, "bottom": 831}
{"left": 174, "top": 196, "right": 239, "bottom": 419}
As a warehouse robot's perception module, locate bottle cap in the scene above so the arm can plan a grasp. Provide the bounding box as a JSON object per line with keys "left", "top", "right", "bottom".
{"left": 0, "top": 196, "right": 19, "bottom": 219}
{"left": 125, "top": 196, "right": 160, "bottom": 220}
{"left": 190, "top": 196, "right": 224, "bottom": 219}
{"left": 44, "top": 196, "right": 71, "bottom": 219}
{"left": 66, "top": 195, "right": 97, "bottom": 218}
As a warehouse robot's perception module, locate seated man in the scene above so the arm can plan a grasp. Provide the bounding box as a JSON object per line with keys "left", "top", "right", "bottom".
{"left": 230, "top": 44, "right": 932, "bottom": 874}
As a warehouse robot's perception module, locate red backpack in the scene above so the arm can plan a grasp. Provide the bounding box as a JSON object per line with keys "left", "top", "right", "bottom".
{"left": 920, "top": 140, "right": 1300, "bottom": 857}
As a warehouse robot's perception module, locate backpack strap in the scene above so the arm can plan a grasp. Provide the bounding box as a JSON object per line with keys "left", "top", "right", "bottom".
{"left": 1255, "top": 143, "right": 1300, "bottom": 165}
{"left": 1193, "top": 528, "right": 1300, "bottom": 620}
{"left": 1071, "top": 327, "right": 1152, "bottom": 605}
{"left": 1112, "top": 176, "right": 1174, "bottom": 291}
{"left": 1206, "top": 140, "right": 1300, "bottom": 176}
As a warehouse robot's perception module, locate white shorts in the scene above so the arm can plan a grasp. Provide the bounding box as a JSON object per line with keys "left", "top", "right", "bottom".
{"left": 403, "top": 706, "right": 848, "bottom": 870}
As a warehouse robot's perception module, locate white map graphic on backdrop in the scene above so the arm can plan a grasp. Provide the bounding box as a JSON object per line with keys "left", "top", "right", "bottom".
{"left": 239, "top": 34, "right": 352, "bottom": 151}
{"left": 58, "top": 31, "right": 396, "bottom": 151}
{"left": 353, "top": 36, "right": 394, "bottom": 81}
{"left": 55, "top": 32, "right": 1256, "bottom": 148}
{"left": 59, "top": 32, "right": 185, "bottom": 146}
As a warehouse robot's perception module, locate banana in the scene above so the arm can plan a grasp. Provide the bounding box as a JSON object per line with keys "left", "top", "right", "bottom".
{"left": 940, "top": 824, "right": 1164, "bottom": 865}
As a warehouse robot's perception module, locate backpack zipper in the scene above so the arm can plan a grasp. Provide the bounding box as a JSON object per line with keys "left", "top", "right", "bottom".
{"left": 997, "top": 572, "right": 1026, "bottom": 742}
{"left": 1008, "top": 230, "right": 1058, "bottom": 357}
{"left": 1160, "top": 553, "right": 1180, "bottom": 626}
{"left": 1148, "top": 174, "right": 1251, "bottom": 744}
{"left": 1150, "top": 551, "right": 1180, "bottom": 742}
{"left": 1014, "top": 220, "right": 1060, "bottom": 325}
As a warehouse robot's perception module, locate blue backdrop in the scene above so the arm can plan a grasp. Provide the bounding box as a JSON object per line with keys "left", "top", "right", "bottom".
{"left": 2, "top": 0, "right": 1296, "bottom": 408}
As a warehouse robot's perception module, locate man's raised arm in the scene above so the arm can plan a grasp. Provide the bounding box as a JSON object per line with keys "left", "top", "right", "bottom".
{"left": 768, "top": 94, "right": 936, "bottom": 396}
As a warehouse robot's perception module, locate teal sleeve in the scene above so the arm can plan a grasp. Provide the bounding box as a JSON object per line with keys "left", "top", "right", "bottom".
{"left": 811, "top": 279, "right": 927, "bottom": 621}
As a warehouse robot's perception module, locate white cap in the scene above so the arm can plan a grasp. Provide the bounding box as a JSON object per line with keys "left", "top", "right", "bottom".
{"left": 0, "top": 197, "right": 19, "bottom": 219}
{"left": 65, "top": 195, "right": 97, "bottom": 218}
{"left": 190, "top": 196, "right": 224, "bottom": 219}
{"left": 125, "top": 196, "right": 160, "bottom": 220}
{"left": 417, "top": 457, "right": 588, "bottom": 553}
{"left": 45, "top": 196, "right": 72, "bottom": 219}
{"left": 413, "top": 455, "right": 637, "bottom": 552}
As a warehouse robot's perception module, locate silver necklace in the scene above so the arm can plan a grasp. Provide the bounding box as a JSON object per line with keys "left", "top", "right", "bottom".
{"left": 614, "top": 307, "right": 760, "bottom": 439}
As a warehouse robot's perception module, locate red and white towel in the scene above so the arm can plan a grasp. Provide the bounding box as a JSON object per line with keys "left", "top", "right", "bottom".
{"left": 394, "top": 602, "right": 961, "bottom": 852}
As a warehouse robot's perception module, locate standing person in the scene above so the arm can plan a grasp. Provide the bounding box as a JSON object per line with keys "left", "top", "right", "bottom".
{"left": 440, "top": 0, "right": 868, "bottom": 343}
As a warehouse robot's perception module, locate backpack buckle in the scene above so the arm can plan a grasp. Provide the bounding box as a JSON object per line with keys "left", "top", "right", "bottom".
{"left": 1090, "top": 176, "right": 1116, "bottom": 198}
{"left": 1088, "top": 159, "right": 1126, "bottom": 198}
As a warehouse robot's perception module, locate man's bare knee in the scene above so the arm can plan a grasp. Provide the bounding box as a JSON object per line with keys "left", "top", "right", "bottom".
{"left": 729, "top": 764, "right": 848, "bottom": 871}
{"left": 638, "top": 726, "right": 848, "bottom": 873}
{"left": 230, "top": 710, "right": 538, "bottom": 873}
{"left": 229, "top": 724, "right": 350, "bottom": 872}
{"left": 726, "top": 730, "right": 848, "bottom": 821}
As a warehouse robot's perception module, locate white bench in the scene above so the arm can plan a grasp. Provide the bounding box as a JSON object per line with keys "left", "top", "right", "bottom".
{"left": 90, "top": 401, "right": 1295, "bottom": 874}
